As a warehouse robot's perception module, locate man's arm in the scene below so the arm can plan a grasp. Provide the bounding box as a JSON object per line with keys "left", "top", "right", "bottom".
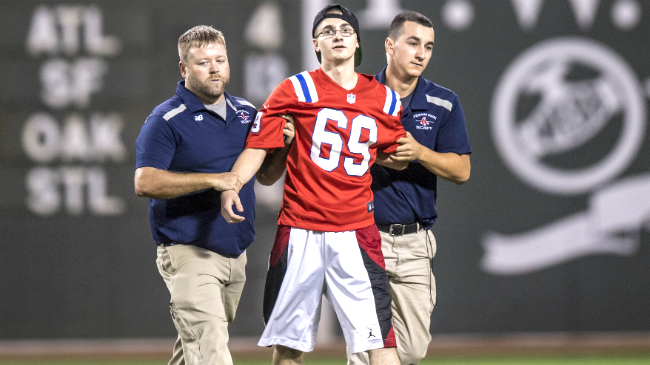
{"left": 134, "top": 167, "right": 243, "bottom": 199}
{"left": 391, "top": 132, "right": 471, "bottom": 185}
{"left": 256, "top": 115, "right": 295, "bottom": 186}
{"left": 221, "top": 148, "right": 268, "bottom": 223}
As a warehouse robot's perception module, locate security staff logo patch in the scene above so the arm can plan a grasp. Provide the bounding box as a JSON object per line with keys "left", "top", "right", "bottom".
{"left": 414, "top": 113, "right": 435, "bottom": 130}
{"left": 238, "top": 110, "right": 251, "bottom": 123}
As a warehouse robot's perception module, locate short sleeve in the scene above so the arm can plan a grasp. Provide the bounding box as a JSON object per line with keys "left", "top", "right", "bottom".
{"left": 379, "top": 106, "right": 406, "bottom": 154}
{"left": 245, "top": 80, "right": 294, "bottom": 150}
{"left": 437, "top": 97, "right": 471, "bottom": 154}
{"left": 135, "top": 115, "right": 177, "bottom": 170}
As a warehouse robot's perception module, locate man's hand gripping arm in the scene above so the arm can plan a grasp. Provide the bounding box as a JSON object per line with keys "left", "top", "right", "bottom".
{"left": 389, "top": 131, "right": 471, "bottom": 184}
{"left": 220, "top": 148, "right": 268, "bottom": 223}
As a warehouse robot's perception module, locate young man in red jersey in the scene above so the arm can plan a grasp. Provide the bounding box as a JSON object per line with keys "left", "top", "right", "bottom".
{"left": 221, "top": 5, "right": 406, "bottom": 365}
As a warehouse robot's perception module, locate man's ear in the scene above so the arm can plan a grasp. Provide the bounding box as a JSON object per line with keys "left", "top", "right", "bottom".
{"left": 312, "top": 38, "right": 320, "bottom": 52}
{"left": 179, "top": 61, "right": 187, "bottom": 78}
{"left": 385, "top": 38, "right": 394, "bottom": 55}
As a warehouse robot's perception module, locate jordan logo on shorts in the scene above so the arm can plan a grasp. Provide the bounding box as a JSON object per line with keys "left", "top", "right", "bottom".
{"left": 368, "top": 329, "right": 375, "bottom": 339}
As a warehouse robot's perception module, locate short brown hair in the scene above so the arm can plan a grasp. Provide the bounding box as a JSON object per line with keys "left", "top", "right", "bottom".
{"left": 388, "top": 11, "right": 433, "bottom": 40}
{"left": 178, "top": 25, "right": 226, "bottom": 63}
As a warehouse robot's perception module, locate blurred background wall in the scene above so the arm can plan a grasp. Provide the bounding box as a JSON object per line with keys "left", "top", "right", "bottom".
{"left": 0, "top": 0, "right": 648, "bottom": 342}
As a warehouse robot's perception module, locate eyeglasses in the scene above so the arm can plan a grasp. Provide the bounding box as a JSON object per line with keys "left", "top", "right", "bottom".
{"left": 315, "top": 27, "right": 355, "bottom": 39}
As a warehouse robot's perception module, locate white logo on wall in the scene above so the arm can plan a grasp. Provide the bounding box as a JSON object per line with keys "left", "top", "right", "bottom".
{"left": 485, "top": 37, "right": 648, "bottom": 275}
{"left": 492, "top": 38, "right": 645, "bottom": 195}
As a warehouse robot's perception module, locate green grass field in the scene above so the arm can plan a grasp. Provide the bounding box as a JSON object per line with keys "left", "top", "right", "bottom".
{"left": 2, "top": 354, "right": 650, "bottom": 365}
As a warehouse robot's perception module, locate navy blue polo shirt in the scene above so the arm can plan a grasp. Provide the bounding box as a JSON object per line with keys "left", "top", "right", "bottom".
{"left": 135, "top": 81, "right": 257, "bottom": 257}
{"left": 371, "top": 67, "right": 472, "bottom": 228}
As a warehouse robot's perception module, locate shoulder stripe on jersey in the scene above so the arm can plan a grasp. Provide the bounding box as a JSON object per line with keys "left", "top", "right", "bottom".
{"left": 388, "top": 90, "right": 397, "bottom": 115}
{"left": 383, "top": 86, "right": 401, "bottom": 117}
{"left": 296, "top": 73, "right": 312, "bottom": 102}
{"left": 289, "top": 76, "right": 305, "bottom": 102}
{"left": 302, "top": 72, "right": 319, "bottom": 102}
{"left": 393, "top": 98, "right": 402, "bottom": 117}
{"left": 163, "top": 104, "right": 187, "bottom": 121}
{"left": 289, "top": 71, "right": 319, "bottom": 103}
{"left": 226, "top": 98, "right": 237, "bottom": 112}
{"left": 383, "top": 86, "right": 394, "bottom": 115}
{"left": 426, "top": 95, "right": 453, "bottom": 111}
{"left": 237, "top": 98, "right": 255, "bottom": 108}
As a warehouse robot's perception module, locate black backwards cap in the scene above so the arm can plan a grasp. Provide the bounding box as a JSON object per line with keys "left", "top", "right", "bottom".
{"left": 312, "top": 4, "right": 362, "bottom": 67}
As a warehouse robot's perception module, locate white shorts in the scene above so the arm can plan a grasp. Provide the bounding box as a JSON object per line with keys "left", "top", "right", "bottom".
{"left": 258, "top": 225, "right": 396, "bottom": 354}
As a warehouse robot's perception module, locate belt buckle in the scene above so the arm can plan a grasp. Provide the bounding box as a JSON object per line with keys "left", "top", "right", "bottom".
{"left": 389, "top": 224, "right": 405, "bottom": 236}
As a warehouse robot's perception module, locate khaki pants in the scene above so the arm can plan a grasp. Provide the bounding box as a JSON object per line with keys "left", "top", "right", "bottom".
{"left": 348, "top": 228, "right": 436, "bottom": 365}
{"left": 157, "top": 244, "right": 247, "bottom": 365}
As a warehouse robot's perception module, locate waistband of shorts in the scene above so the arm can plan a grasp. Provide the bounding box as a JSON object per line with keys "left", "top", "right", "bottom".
{"left": 158, "top": 241, "right": 180, "bottom": 247}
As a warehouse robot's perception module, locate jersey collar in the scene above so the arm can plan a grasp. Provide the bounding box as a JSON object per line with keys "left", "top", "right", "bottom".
{"left": 176, "top": 81, "right": 242, "bottom": 119}
{"left": 313, "top": 68, "right": 376, "bottom": 100}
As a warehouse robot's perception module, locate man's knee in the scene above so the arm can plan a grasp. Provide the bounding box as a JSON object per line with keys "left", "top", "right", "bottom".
{"left": 170, "top": 319, "right": 231, "bottom": 365}
{"left": 397, "top": 342, "right": 428, "bottom": 365}
{"left": 274, "top": 345, "right": 303, "bottom": 364}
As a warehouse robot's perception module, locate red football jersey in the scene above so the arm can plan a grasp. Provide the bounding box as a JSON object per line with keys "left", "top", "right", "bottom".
{"left": 246, "top": 68, "right": 406, "bottom": 231}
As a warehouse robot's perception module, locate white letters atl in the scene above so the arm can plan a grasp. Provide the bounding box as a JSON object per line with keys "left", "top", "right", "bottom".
{"left": 27, "top": 5, "right": 121, "bottom": 109}
{"left": 27, "top": 5, "right": 121, "bottom": 56}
